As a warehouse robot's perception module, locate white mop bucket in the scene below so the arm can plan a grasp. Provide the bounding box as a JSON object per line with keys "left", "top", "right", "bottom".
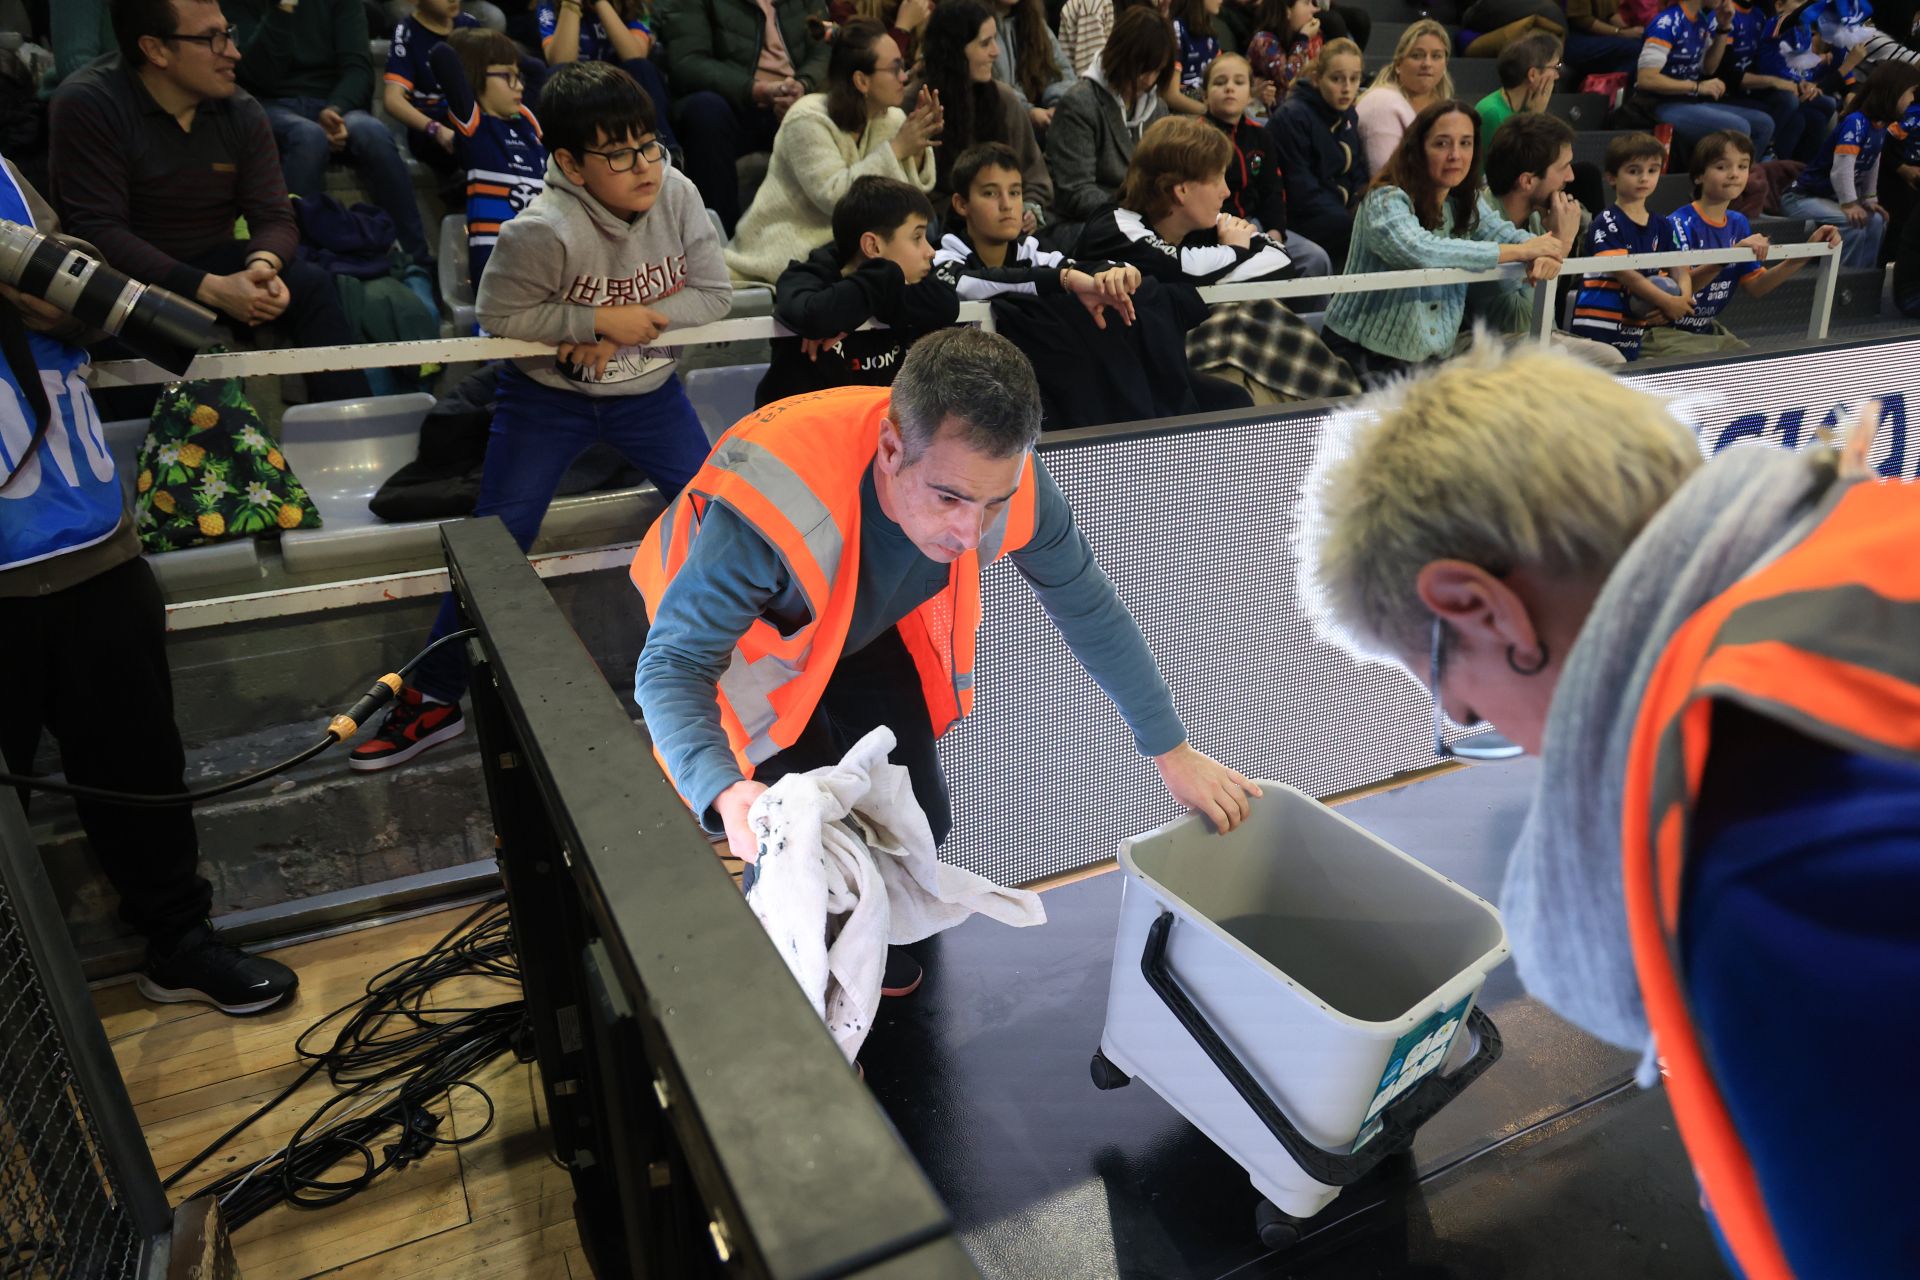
{"left": 1092, "top": 783, "right": 1510, "bottom": 1236}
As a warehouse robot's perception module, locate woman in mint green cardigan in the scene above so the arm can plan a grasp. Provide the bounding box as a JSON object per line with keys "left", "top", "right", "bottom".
{"left": 1322, "top": 99, "right": 1566, "bottom": 384}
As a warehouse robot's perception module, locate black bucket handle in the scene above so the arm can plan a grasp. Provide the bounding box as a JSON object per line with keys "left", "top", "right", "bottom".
{"left": 1141, "top": 910, "right": 1502, "bottom": 1187}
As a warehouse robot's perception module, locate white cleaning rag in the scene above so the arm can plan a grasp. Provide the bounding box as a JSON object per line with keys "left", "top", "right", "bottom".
{"left": 745, "top": 727, "right": 1046, "bottom": 1061}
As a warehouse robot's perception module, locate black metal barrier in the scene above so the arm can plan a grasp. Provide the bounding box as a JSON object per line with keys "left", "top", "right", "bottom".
{"left": 0, "top": 791, "right": 172, "bottom": 1278}
{"left": 444, "top": 517, "right": 981, "bottom": 1280}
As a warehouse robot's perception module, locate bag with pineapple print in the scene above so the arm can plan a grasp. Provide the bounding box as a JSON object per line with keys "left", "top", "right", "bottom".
{"left": 133, "top": 378, "right": 322, "bottom": 551}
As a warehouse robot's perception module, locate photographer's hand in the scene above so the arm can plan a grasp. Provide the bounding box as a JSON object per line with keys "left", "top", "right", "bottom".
{"left": 0, "top": 280, "right": 76, "bottom": 334}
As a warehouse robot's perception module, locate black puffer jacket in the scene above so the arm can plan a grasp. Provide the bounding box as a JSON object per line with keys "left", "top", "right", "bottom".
{"left": 1268, "top": 79, "right": 1367, "bottom": 263}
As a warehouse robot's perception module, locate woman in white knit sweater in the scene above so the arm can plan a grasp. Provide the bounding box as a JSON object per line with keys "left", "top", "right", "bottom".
{"left": 725, "top": 19, "right": 945, "bottom": 284}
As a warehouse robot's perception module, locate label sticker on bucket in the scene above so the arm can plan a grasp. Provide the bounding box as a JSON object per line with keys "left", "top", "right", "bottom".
{"left": 1351, "top": 994, "right": 1472, "bottom": 1152}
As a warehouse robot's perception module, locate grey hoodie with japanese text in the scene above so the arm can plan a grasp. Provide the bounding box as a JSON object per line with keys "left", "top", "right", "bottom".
{"left": 475, "top": 157, "right": 730, "bottom": 397}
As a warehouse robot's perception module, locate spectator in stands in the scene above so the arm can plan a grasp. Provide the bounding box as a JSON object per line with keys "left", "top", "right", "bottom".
{"left": 1563, "top": 0, "right": 1645, "bottom": 78}
{"left": 725, "top": 19, "right": 940, "bottom": 283}
{"left": 1356, "top": 19, "right": 1453, "bottom": 175}
{"left": 1047, "top": 8, "right": 1175, "bottom": 233}
{"left": 49, "top": 0, "right": 116, "bottom": 90}
{"left": 1203, "top": 52, "right": 1333, "bottom": 274}
{"left": 1058, "top": 0, "right": 1128, "bottom": 79}
{"left": 1246, "top": 0, "right": 1324, "bottom": 110}
{"left": 537, "top": 0, "right": 681, "bottom": 156}
{"left": 1897, "top": 164, "right": 1920, "bottom": 313}
{"left": 431, "top": 28, "right": 546, "bottom": 286}
{"left": 932, "top": 141, "right": 1143, "bottom": 316}
{"left": 1644, "top": 129, "right": 1841, "bottom": 355}
{"left": 987, "top": 0, "right": 1079, "bottom": 128}
{"left": 656, "top": 0, "right": 829, "bottom": 233}
{"left": 1569, "top": 131, "right": 1695, "bottom": 359}
{"left": 1471, "top": 112, "right": 1624, "bottom": 361}
{"left": 1719, "top": 0, "right": 1834, "bottom": 162}
{"left": 1475, "top": 32, "right": 1563, "bottom": 137}
{"left": 913, "top": 1, "right": 1055, "bottom": 230}
{"left": 1885, "top": 90, "right": 1920, "bottom": 262}
{"left": 1455, "top": 0, "right": 1566, "bottom": 58}
{"left": 1076, "top": 114, "right": 1334, "bottom": 409}
{"left": 0, "top": 152, "right": 301, "bottom": 1018}
{"left": 353, "top": 63, "right": 728, "bottom": 769}
{"left": 224, "top": 0, "right": 435, "bottom": 265}
{"left": 757, "top": 175, "right": 957, "bottom": 404}
{"left": 828, "top": 0, "right": 932, "bottom": 68}
{"left": 49, "top": 0, "right": 370, "bottom": 405}
{"left": 1635, "top": 0, "right": 1777, "bottom": 159}
{"left": 1270, "top": 36, "right": 1367, "bottom": 265}
{"left": 382, "top": 0, "right": 479, "bottom": 179}
{"left": 1321, "top": 99, "right": 1566, "bottom": 383}
{"left": 1780, "top": 61, "right": 1920, "bottom": 266}
{"left": 1165, "top": 0, "right": 1223, "bottom": 115}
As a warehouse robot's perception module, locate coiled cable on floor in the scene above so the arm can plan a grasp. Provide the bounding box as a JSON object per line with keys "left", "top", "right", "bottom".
{"left": 165, "top": 899, "right": 531, "bottom": 1229}
{"left": 0, "top": 628, "right": 479, "bottom": 808}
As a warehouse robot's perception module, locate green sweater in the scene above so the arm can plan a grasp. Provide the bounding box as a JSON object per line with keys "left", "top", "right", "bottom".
{"left": 656, "top": 0, "right": 831, "bottom": 112}
{"left": 1324, "top": 185, "right": 1532, "bottom": 363}
{"left": 226, "top": 0, "right": 373, "bottom": 113}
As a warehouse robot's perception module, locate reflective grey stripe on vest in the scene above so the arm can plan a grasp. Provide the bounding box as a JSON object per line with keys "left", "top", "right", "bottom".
{"left": 954, "top": 671, "right": 975, "bottom": 692}
{"left": 719, "top": 644, "right": 810, "bottom": 764}
{"left": 707, "top": 435, "right": 846, "bottom": 605}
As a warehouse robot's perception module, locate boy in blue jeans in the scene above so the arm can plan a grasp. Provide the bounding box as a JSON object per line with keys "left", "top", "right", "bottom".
{"left": 353, "top": 61, "right": 729, "bottom": 770}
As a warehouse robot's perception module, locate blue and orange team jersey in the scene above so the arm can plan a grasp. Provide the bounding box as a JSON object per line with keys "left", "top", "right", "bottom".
{"left": 1887, "top": 103, "right": 1920, "bottom": 167}
{"left": 537, "top": 1, "right": 652, "bottom": 63}
{"left": 1722, "top": 0, "right": 1767, "bottom": 72}
{"left": 1569, "top": 205, "right": 1678, "bottom": 359}
{"left": 1643, "top": 4, "right": 1715, "bottom": 82}
{"left": 458, "top": 111, "right": 547, "bottom": 285}
{"left": 385, "top": 13, "right": 481, "bottom": 114}
{"left": 1666, "top": 202, "right": 1763, "bottom": 331}
{"left": 1793, "top": 110, "right": 1884, "bottom": 200}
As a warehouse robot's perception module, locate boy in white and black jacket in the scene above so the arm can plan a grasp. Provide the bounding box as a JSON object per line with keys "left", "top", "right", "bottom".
{"left": 931, "top": 143, "right": 1142, "bottom": 322}
{"left": 756, "top": 176, "right": 960, "bottom": 408}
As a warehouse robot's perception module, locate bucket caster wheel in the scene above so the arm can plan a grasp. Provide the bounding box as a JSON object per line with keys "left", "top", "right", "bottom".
{"left": 1089, "top": 1050, "right": 1131, "bottom": 1090}
{"left": 1255, "top": 1200, "right": 1302, "bottom": 1251}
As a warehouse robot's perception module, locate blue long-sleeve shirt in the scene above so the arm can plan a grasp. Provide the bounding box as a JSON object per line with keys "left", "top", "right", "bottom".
{"left": 635, "top": 456, "right": 1187, "bottom": 828}
{"left": 1685, "top": 702, "right": 1920, "bottom": 1278}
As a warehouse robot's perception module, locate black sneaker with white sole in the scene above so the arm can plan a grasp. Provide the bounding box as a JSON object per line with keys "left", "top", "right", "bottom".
{"left": 137, "top": 924, "right": 299, "bottom": 1015}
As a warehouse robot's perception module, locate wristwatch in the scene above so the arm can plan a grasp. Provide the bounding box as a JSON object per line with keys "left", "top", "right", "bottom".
{"left": 427, "top": 121, "right": 443, "bottom": 140}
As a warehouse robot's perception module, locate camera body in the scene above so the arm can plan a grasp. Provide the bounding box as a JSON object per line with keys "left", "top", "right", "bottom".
{"left": 0, "top": 219, "right": 217, "bottom": 375}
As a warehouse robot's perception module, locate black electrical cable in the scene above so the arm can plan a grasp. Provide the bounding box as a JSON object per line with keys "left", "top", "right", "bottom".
{"left": 0, "top": 628, "right": 479, "bottom": 808}
{"left": 167, "top": 899, "right": 533, "bottom": 1229}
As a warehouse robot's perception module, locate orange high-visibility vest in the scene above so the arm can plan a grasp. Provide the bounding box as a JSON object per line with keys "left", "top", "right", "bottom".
{"left": 631, "top": 387, "right": 1040, "bottom": 781}
{"left": 1621, "top": 478, "right": 1920, "bottom": 1280}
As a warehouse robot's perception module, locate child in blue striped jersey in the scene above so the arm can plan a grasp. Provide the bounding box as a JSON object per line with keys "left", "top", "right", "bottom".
{"left": 429, "top": 29, "right": 549, "bottom": 289}
{"left": 1570, "top": 132, "right": 1693, "bottom": 359}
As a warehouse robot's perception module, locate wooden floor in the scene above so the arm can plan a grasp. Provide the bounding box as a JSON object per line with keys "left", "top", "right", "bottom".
{"left": 93, "top": 908, "right": 583, "bottom": 1279}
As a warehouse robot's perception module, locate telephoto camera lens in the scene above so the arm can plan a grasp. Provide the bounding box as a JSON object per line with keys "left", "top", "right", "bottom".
{"left": 0, "top": 218, "right": 217, "bottom": 374}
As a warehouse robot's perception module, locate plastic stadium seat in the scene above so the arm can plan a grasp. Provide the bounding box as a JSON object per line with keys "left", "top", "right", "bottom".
{"left": 97, "top": 417, "right": 263, "bottom": 589}
{"left": 1448, "top": 59, "right": 1504, "bottom": 102}
{"left": 685, "top": 363, "right": 768, "bottom": 442}
{"left": 1547, "top": 92, "right": 1609, "bottom": 130}
{"left": 277, "top": 394, "right": 437, "bottom": 530}
{"left": 1570, "top": 130, "right": 1634, "bottom": 171}
{"left": 1370, "top": 21, "right": 1411, "bottom": 51}
{"left": 1650, "top": 172, "right": 1694, "bottom": 217}
{"left": 439, "top": 215, "right": 478, "bottom": 333}
{"left": 706, "top": 209, "right": 729, "bottom": 246}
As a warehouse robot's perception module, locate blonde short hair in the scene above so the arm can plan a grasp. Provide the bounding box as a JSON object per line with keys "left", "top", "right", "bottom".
{"left": 1365, "top": 19, "right": 1455, "bottom": 103}
{"left": 1296, "top": 343, "right": 1704, "bottom": 665}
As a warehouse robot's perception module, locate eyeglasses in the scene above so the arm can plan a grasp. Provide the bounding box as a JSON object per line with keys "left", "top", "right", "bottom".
{"left": 580, "top": 139, "right": 670, "bottom": 171}
{"left": 874, "top": 58, "right": 907, "bottom": 76}
{"left": 485, "top": 70, "right": 526, "bottom": 89}
{"left": 1428, "top": 617, "right": 1526, "bottom": 761}
{"left": 168, "top": 25, "right": 236, "bottom": 55}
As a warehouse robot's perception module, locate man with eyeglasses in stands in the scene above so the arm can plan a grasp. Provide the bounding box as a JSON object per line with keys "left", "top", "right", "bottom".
{"left": 48, "top": 0, "right": 370, "bottom": 411}
{"left": 221, "top": 0, "right": 436, "bottom": 267}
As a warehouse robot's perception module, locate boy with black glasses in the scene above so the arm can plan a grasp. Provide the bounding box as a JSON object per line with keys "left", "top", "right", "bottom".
{"left": 351, "top": 63, "right": 729, "bottom": 771}
{"left": 429, "top": 29, "right": 548, "bottom": 286}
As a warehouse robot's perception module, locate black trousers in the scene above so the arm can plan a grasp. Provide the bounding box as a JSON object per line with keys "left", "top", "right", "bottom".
{"left": 742, "top": 627, "right": 951, "bottom": 890}
{"left": 0, "top": 557, "right": 213, "bottom": 950}
{"left": 672, "top": 91, "right": 780, "bottom": 234}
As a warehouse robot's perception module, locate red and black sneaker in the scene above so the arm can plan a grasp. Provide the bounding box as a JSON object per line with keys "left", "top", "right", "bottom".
{"left": 348, "top": 687, "right": 465, "bottom": 772}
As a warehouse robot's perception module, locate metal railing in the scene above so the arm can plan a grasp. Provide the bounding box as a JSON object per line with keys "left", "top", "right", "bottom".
{"left": 86, "top": 243, "right": 1843, "bottom": 388}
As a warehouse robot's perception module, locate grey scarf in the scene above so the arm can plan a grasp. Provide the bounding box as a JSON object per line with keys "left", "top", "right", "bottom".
{"left": 1500, "top": 443, "right": 1839, "bottom": 1055}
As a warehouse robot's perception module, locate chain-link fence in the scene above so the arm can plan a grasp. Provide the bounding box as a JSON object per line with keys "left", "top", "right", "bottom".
{"left": 1, "top": 797, "right": 164, "bottom": 1280}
